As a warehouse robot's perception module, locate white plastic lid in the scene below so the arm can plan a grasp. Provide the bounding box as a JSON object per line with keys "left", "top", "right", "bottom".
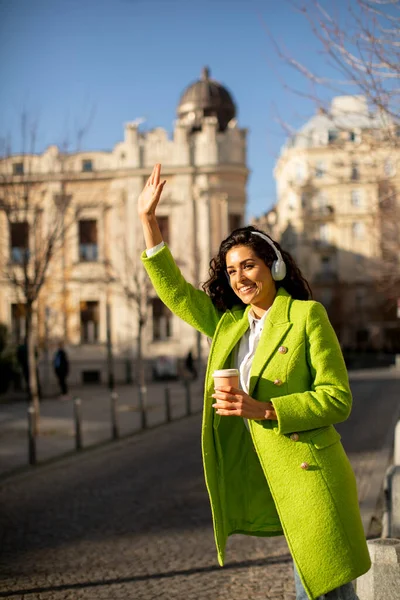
{"left": 212, "top": 369, "right": 239, "bottom": 377}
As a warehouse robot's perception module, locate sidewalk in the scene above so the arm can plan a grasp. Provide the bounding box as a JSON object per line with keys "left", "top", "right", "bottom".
{"left": 0, "top": 378, "right": 204, "bottom": 477}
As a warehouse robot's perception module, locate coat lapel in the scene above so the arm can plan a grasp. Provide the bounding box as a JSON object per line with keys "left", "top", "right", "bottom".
{"left": 210, "top": 289, "right": 293, "bottom": 393}
{"left": 248, "top": 289, "right": 292, "bottom": 396}
{"left": 215, "top": 304, "right": 251, "bottom": 370}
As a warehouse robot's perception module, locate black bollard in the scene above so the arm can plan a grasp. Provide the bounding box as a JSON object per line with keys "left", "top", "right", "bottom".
{"left": 138, "top": 385, "right": 147, "bottom": 429}
{"left": 184, "top": 380, "right": 191, "bottom": 416}
{"left": 164, "top": 387, "right": 171, "bottom": 422}
{"left": 73, "top": 397, "right": 83, "bottom": 451}
{"left": 27, "top": 405, "right": 37, "bottom": 465}
{"left": 111, "top": 391, "right": 119, "bottom": 440}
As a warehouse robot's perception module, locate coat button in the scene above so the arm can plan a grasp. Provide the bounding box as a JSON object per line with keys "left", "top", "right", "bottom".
{"left": 290, "top": 433, "right": 299, "bottom": 442}
{"left": 273, "top": 379, "right": 283, "bottom": 386}
{"left": 301, "top": 462, "right": 309, "bottom": 470}
{"left": 278, "top": 346, "right": 288, "bottom": 354}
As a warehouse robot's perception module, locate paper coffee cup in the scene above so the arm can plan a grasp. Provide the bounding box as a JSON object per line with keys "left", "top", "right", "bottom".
{"left": 212, "top": 368, "right": 239, "bottom": 389}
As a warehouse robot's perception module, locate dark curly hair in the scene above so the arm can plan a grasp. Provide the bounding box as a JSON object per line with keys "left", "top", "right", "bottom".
{"left": 202, "top": 225, "right": 312, "bottom": 311}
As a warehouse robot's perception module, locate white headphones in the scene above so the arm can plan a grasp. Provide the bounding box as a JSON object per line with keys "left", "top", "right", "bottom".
{"left": 225, "top": 231, "right": 287, "bottom": 285}
{"left": 250, "top": 232, "right": 287, "bottom": 281}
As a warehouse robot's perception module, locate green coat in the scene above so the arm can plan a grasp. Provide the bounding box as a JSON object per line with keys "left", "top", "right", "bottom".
{"left": 142, "top": 245, "right": 371, "bottom": 600}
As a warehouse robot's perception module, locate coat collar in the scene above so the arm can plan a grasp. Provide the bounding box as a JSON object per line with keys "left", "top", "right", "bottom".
{"left": 214, "top": 288, "right": 292, "bottom": 383}
{"left": 265, "top": 287, "right": 291, "bottom": 325}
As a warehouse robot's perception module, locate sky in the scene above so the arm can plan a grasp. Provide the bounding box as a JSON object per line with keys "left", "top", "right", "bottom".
{"left": 0, "top": 0, "right": 350, "bottom": 219}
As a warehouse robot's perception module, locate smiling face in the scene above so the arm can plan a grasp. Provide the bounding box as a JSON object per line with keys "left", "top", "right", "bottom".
{"left": 225, "top": 245, "right": 276, "bottom": 316}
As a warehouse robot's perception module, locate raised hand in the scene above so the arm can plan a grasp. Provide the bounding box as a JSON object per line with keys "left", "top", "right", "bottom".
{"left": 138, "top": 163, "right": 166, "bottom": 219}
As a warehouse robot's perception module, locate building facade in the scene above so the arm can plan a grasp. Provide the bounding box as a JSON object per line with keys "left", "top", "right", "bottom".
{"left": 272, "top": 95, "right": 400, "bottom": 352}
{"left": 0, "top": 68, "right": 248, "bottom": 391}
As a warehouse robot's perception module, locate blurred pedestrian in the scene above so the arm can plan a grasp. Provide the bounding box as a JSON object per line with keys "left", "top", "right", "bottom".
{"left": 53, "top": 342, "right": 69, "bottom": 398}
{"left": 185, "top": 350, "right": 197, "bottom": 380}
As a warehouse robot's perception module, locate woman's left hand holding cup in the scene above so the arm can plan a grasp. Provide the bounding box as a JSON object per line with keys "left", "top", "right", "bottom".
{"left": 212, "top": 386, "right": 277, "bottom": 421}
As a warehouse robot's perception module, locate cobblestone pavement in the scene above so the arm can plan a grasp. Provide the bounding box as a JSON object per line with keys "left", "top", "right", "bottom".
{"left": 0, "top": 369, "right": 399, "bottom": 600}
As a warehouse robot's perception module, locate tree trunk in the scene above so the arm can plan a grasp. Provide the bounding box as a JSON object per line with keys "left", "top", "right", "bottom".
{"left": 26, "top": 303, "right": 40, "bottom": 435}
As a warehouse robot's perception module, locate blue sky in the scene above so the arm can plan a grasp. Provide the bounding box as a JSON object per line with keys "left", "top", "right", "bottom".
{"left": 0, "top": 0, "right": 348, "bottom": 218}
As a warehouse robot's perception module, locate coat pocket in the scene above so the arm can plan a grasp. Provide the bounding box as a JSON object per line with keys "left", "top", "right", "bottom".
{"left": 310, "top": 426, "right": 341, "bottom": 450}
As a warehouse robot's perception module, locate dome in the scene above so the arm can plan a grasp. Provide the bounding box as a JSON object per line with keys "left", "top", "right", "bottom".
{"left": 177, "top": 67, "right": 236, "bottom": 132}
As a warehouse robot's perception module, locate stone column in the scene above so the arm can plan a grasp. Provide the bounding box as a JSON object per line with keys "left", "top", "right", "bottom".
{"left": 357, "top": 539, "right": 400, "bottom": 600}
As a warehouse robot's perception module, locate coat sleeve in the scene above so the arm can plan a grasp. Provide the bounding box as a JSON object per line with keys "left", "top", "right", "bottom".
{"left": 141, "top": 244, "right": 221, "bottom": 339}
{"left": 271, "top": 302, "right": 352, "bottom": 434}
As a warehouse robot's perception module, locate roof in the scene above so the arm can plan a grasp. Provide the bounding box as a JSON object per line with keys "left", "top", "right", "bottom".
{"left": 177, "top": 67, "right": 236, "bottom": 132}
{"left": 284, "top": 96, "right": 396, "bottom": 151}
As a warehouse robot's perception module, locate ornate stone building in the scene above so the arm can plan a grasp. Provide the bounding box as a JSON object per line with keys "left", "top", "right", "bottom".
{"left": 272, "top": 95, "right": 400, "bottom": 352}
{"left": 0, "top": 67, "right": 248, "bottom": 390}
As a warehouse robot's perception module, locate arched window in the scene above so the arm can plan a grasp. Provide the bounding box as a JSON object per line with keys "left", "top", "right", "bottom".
{"left": 352, "top": 222, "right": 365, "bottom": 239}
{"left": 351, "top": 162, "right": 359, "bottom": 180}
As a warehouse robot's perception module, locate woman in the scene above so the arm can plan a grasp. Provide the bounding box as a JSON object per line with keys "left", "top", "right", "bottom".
{"left": 139, "top": 164, "right": 370, "bottom": 600}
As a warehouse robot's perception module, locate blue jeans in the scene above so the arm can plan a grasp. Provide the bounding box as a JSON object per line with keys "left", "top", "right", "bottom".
{"left": 293, "top": 565, "right": 359, "bottom": 600}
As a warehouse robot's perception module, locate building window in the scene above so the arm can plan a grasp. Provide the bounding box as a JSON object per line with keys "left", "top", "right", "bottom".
{"left": 351, "top": 189, "right": 362, "bottom": 207}
{"left": 355, "top": 288, "right": 366, "bottom": 309}
{"left": 321, "top": 256, "right": 332, "bottom": 272}
{"left": 319, "top": 224, "right": 329, "bottom": 243}
{"left": 10, "top": 222, "right": 29, "bottom": 263}
{"left": 384, "top": 158, "right": 395, "bottom": 177}
{"left": 301, "top": 192, "right": 309, "bottom": 208}
{"left": 13, "top": 162, "right": 24, "bottom": 175}
{"left": 158, "top": 216, "right": 170, "bottom": 244}
{"left": 229, "top": 213, "right": 242, "bottom": 232}
{"left": 315, "top": 161, "right": 325, "bottom": 178}
{"left": 352, "top": 222, "right": 365, "bottom": 239}
{"left": 11, "top": 303, "right": 26, "bottom": 344}
{"left": 316, "top": 191, "right": 327, "bottom": 209}
{"left": 328, "top": 130, "right": 338, "bottom": 143}
{"left": 351, "top": 162, "right": 359, "bottom": 180}
{"left": 80, "top": 301, "right": 99, "bottom": 343}
{"left": 82, "top": 159, "right": 93, "bottom": 172}
{"left": 320, "top": 288, "right": 333, "bottom": 306}
{"left": 348, "top": 131, "right": 356, "bottom": 142}
{"left": 79, "top": 220, "right": 98, "bottom": 261}
{"left": 152, "top": 298, "right": 172, "bottom": 341}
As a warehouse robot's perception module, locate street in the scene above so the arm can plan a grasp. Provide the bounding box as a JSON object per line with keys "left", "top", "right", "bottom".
{"left": 0, "top": 368, "right": 399, "bottom": 600}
